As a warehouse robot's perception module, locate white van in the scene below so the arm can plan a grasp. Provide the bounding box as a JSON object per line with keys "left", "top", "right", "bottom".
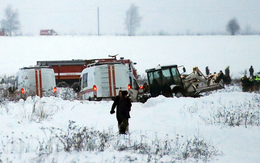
{"left": 15, "top": 67, "right": 57, "bottom": 98}
{"left": 78, "top": 63, "right": 139, "bottom": 101}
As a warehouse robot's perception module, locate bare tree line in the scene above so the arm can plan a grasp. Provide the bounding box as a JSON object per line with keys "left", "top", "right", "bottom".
{"left": 0, "top": 4, "right": 257, "bottom": 36}
{"left": 0, "top": 5, "right": 20, "bottom": 36}
{"left": 125, "top": 4, "right": 142, "bottom": 36}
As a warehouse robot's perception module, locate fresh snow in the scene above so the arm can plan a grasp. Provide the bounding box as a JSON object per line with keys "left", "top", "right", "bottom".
{"left": 0, "top": 35, "right": 260, "bottom": 78}
{"left": 0, "top": 85, "right": 260, "bottom": 162}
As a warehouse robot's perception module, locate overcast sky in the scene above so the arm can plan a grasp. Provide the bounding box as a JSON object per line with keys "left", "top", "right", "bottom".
{"left": 1, "top": 0, "right": 260, "bottom": 35}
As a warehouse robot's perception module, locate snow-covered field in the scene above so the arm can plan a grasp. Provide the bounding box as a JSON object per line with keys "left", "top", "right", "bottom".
{"left": 0, "top": 85, "right": 260, "bottom": 162}
{"left": 1, "top": 35, "right": 260, "bottom": 78}
{"left": 0, "top": 36, "right": 260, "bottom": 162}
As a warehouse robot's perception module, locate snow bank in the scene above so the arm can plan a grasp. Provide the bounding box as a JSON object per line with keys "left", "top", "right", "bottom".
{"left": 0, "top": 88, "right": 260, "bottom": 162}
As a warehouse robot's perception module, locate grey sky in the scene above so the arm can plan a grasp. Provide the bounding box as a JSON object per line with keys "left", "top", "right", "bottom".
{"left": 1, "top": 0, "right": 260, "bottom": 35}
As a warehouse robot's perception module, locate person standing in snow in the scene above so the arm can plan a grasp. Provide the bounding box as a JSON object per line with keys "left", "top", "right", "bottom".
{"left": 249, "top": 66, "right": 254, "bottom": 78}
{"left": 143, "top": 82, "right": 149, "bottom": 93}
{"left": 224, "top": 66, "right": 231, "bottom": 84}
{"left": 205, "top": 66, "right": 210, "bottom": 76}
{"left": 110, "top": 90, "right": 132, "bottom": 134}
{"left": 225, "top": 66, "right": 230, "bottom": 77}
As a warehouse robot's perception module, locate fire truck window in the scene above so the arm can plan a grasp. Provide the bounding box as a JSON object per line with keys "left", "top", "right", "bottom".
{"left": 82, "top": 73, "right": 88, "bottom": 88}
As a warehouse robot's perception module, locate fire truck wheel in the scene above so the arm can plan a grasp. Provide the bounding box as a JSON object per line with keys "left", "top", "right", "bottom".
{"left": 8, "top": 86, "right": 16, "bottom": 93}
{"left": 71, "top": 82, "right": 80, "bottom": 92}
{"left": 57, "top": 81, "right": 69, "bottom": 88}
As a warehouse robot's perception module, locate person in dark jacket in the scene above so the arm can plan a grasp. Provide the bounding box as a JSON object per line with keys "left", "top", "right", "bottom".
{"left": 224, "top": 66, "right": 231, "bottom": 84}
{"left": 110, "top": 90, "right": 132, "bottom": 134}
{"left": 205, "top": 66, "right": 210, "bottom": 76}
{"left": 215, "top": 70, "right": 224, "bottom": 83}
{"left": 143, "top": 82, "right": 149, "bottom": 93}
{"left": 225, "top": 66, "right": 230, "bottom": 77}
{"left": 249, "top": 66, "right": 254, "bottom": 78}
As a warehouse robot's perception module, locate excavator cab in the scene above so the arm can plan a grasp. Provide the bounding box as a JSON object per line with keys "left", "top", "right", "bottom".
{"left": 146, "top": 65, "right": 184, "bottom": 97}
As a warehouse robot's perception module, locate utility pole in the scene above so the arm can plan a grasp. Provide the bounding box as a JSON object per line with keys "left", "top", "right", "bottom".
{"left": 97, "top": 7, "right": 100, "bottom": 36}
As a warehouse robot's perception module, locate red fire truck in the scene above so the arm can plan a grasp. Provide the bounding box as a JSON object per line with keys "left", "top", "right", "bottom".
{"left": 37, "top": 55, "right": 138, "bottom": 87}
{"left": 40, "top": 29, "right": 59, "bottom": 36}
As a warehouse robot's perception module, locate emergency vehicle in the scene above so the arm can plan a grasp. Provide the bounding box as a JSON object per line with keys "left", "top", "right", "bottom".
{"left": 77, "top": 62, "right": 140, "bottom": 101}
{"left": 40, "top": 29, "right": 59, "bottom": 36}
{"left": 37, "top": 55, "right": 138, "bottom": 87}
{"left": 15, "top": 67, "right": 57, "bottom": 98}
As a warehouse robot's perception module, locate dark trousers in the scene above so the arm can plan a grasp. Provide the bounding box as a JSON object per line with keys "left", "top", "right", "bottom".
{"left": 117, "top": 119, "right": 129, "bottom": 134}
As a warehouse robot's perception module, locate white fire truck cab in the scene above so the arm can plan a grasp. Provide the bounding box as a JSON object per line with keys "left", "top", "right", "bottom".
{"left": 77, "top": 62, "right": 139, "bottom": 101}
{"left": 15, "top": 67, "right": 57, "bottom": 98}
